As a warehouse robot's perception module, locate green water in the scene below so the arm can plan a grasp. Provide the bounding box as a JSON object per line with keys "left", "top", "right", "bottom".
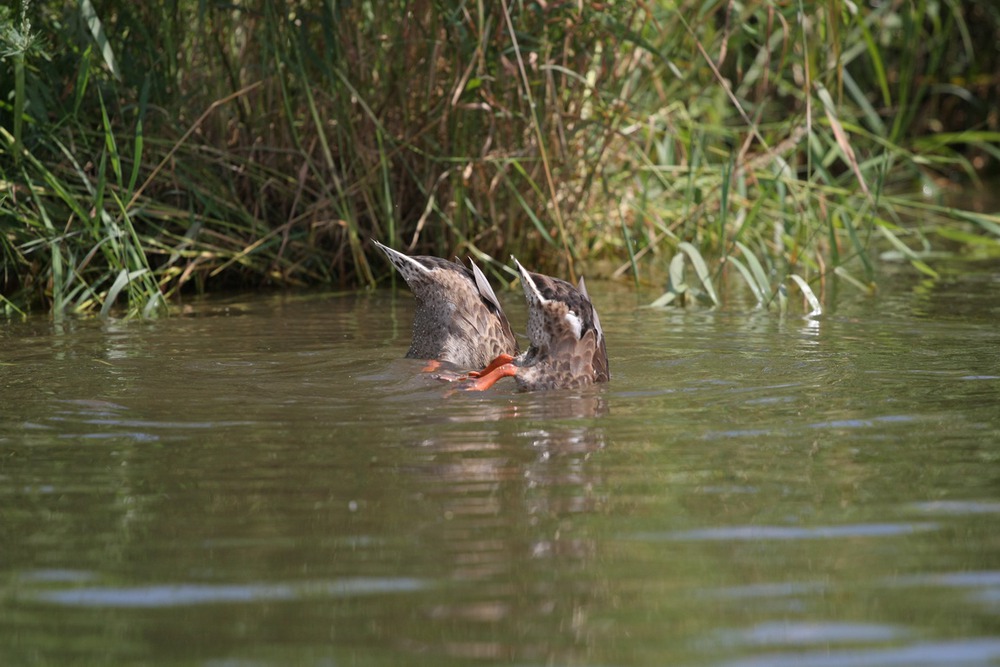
{"left": 2, "top": 265, "right": 999, "bottom": 666}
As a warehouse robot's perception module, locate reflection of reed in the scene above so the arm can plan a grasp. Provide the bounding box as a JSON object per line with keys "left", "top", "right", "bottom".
{"left": 401, "top": 393, "right": 609, "bottom": 662}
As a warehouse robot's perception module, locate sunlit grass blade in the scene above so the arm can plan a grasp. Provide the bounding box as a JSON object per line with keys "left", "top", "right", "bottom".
{"left": 877, "top": 224, "right": 940, "bottom": 279}
{"left": 726, "top": 256, "right": 765, "bottom": 307}
{"left": 788, "top": 274, "right": 822, "bottom": 316}
{"left": 649, "top": 253, "right": 687, "bottom": 308}
{"left": 79, "top": 0, "right": 121, "bottom": 80}
{"left": 101, "top": 268, "right": 149, "bottom": 318}
{"left": 734, "top": 241, "right": 771, "bottom": 299}
{"left": 816, "top": 83, "right": 870, "bottom": 199}
{"left": 834, "top": 266, "right": 874, "bottom": 293}
{"left": 677, "top": 242, "right": 718, "bottom": 306}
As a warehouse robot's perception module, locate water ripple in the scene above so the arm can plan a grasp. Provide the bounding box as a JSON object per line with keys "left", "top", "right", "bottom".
{"left": 907, "top": 500, "right": 1000, "bottom": 515}
{"left": 808, "top": 415, "right": 916, "bottom": 429}
{"left": 886, "top": 570, "right": 1000, "bottom": 588}
{"left": 715, "top": 638, "right": 1000, "bottom": 667}
{"left": 702, "top": 581, "right": 829, "bottom": 600}
{"left": 714, "top": 621, "right": 906, "bottom": 647}
{"left": 30, "top": 577, "right": 429, "bottom": 608}
{"left": 628, "top": 522, "right": 939, "bottom": 542}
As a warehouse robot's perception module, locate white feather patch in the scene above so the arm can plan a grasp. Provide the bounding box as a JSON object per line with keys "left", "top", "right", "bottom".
{"left": 564, "top": 311, "right": 583, "bottom": 339}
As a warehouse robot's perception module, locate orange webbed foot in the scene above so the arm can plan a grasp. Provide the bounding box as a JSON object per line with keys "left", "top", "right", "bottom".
{"left": 468, "top": 354, "right": 515, "bottom": 378}
{"left": 462, "top": 363, "right": 518, "bottom": 391}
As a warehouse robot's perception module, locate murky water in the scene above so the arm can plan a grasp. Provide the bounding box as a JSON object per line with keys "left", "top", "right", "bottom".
{"left": 2, "top": 264, "right": 999, "bottom": 665}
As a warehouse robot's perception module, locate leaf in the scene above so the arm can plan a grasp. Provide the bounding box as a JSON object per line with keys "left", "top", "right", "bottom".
{"left": 839, "top": 208, "right": 875, "bottom": 282}
{"left": 911, "top": 259, "right": 940, "bottom": 280}
{"left": 789, "top": 274, "right": 822, "bottom": 316}
{"left": 952, "top": 209, "right": 1000, "bottom": 238}
{"left": 668, "top": 251, "right": 687, "bottom": 293}
{"left": 735, "top": 241, "right": 770, "bottom": 299}
{"left": 834, "top": 266, "right": 874, "bottom": 293}
{"left": 677, "top": 242, "right": 718, "bottom": 306}
{"left": 650, "top": 291, "right": 677, "bottom": 308}
{"left": 816, "top": 82, "right": 870, "bottom": 197}
{"left": 878, "top": 224, "right": 919, "bottom": 260}
{"left": 79, "top": 0, "right": 121, "bottom": 81}
{"left": 726, "top": 256, "right": 765, "bottom": 307}
{"left": 101, "top": 268, "right": 148, "bottom": 318}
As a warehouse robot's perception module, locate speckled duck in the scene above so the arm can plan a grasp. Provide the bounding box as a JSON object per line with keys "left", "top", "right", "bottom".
{"left": 464, "top": 258, "right": 609, "bottom": 391}
{"left": 373, "top": 240, "right": 518, "bottom": 369}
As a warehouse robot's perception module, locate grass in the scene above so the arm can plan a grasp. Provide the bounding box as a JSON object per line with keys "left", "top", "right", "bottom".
{"left": 1, "top": 0, "right": 999, "bottom": 317}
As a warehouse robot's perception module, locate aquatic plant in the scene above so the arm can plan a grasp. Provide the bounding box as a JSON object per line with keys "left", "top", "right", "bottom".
{"left": 1, "top": 0, "right": 998, "bottom": 317}
{"left": 650, "top": 242, "right": 821, "bottom": 316}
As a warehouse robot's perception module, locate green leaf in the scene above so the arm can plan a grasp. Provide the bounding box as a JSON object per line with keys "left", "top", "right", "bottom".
{"left": 101, "top": 268, "right": 149, "bottom": 318}
{"left": 678, "top": 242, "right": 718, "bottom": 306}
{"left": 80, "top": 0, "right": 121, "bottom": 80}
{"left": 735, "top": 241, "right": 770, "bottom": 298}
{"left": 726, "top": 256, "right": 764, "bottom": 307}
{"left": 788, "top": 274, "right": 822, "bottom": 315}
{"left": 834, "top": 266, "right": 873, "bottom": 293}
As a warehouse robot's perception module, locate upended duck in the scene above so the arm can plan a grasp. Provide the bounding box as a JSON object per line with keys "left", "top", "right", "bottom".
{"left": 373, "top": 240, "right": 518, "bottom": 369}
{"left": 463, "top": 258, "right": 609, "bottom": 392}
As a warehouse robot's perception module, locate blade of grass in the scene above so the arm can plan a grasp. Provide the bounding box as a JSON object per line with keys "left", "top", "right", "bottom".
{"left": 678, "top": 242, "right": 719, "bottom": 306}
{"left": 726, "top": 256, "right": 765, "bottom": 307}
{"left": 735, "top": 241, "right": 771, "bottom": 298}
{"left": 788, "top": 274, "right": 822, "bottom": 315}
{"left": 101, "top": 268, "right": 148, "bottom": 317}
{"left": 79, "top": 0, "right": 121, "bottom": 80}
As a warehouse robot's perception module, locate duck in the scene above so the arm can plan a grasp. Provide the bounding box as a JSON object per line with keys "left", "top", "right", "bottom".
{"left": 373, "top": 240, "right": 519, "bottom": 369}
{"left": 463, "top": 258, "right": 609, "bottom": 391}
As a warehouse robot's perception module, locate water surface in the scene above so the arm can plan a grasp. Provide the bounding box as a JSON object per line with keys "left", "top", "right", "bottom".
{"left": 2, "top": 265, "right": 999, "bottom": 665}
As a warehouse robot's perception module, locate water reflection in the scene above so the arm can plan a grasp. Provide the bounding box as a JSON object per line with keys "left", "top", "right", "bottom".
{"left": 391, "top": 389, "right": 609, "bottom": 662}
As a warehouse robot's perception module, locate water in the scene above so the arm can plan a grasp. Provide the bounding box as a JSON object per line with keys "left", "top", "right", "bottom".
{"left": 2, "top": 265, "right": 999, "bottom": 665}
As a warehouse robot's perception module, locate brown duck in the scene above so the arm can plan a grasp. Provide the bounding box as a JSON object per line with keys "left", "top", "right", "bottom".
{"left": 374, "top": 241, "right": 518, "bottom": 369}
{"left": 464, "top": 258, "right": 610, "bottom": 391}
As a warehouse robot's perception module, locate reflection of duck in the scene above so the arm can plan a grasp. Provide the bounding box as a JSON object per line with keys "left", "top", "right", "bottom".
{"left": 374, "top": 241, "right": 518, "bottom": 369}
{"left": 466, "top": 259, "right": 610, "bottom": 391}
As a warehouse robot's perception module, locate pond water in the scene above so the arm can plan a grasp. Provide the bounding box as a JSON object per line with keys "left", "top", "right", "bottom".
{"left": 2, "top": 263, "right": 999, "bottom": 666}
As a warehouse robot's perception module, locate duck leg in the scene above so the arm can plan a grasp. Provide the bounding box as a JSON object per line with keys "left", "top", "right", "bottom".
{"left": 468, "top": 354, "right": 515, "bottom": 378}
{"left": 461, "top": 362, "right": 518, "bottom": 391}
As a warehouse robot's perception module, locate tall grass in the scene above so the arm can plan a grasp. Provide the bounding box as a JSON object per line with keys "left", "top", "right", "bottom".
{"left": 616, "top": 1, "right": 1000, "bottom": 309}
{"left": 1, "top": 0, "right": 998, "bottom": 317}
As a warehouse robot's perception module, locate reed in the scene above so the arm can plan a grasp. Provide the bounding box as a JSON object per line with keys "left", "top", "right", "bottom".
{"left": 1, "top": 0, "right": 997, "bottom": 317}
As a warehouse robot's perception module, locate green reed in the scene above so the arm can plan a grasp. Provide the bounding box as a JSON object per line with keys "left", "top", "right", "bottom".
{"left": 0, "top": 0, "right": 997, "bottom": 317}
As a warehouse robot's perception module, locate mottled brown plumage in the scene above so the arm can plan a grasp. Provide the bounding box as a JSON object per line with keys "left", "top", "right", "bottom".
{"left": 465, "top": 258, "right": 610, "bottom": 392}
{"left": 374, "top": 241, "right": 518, "bottom": 369}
